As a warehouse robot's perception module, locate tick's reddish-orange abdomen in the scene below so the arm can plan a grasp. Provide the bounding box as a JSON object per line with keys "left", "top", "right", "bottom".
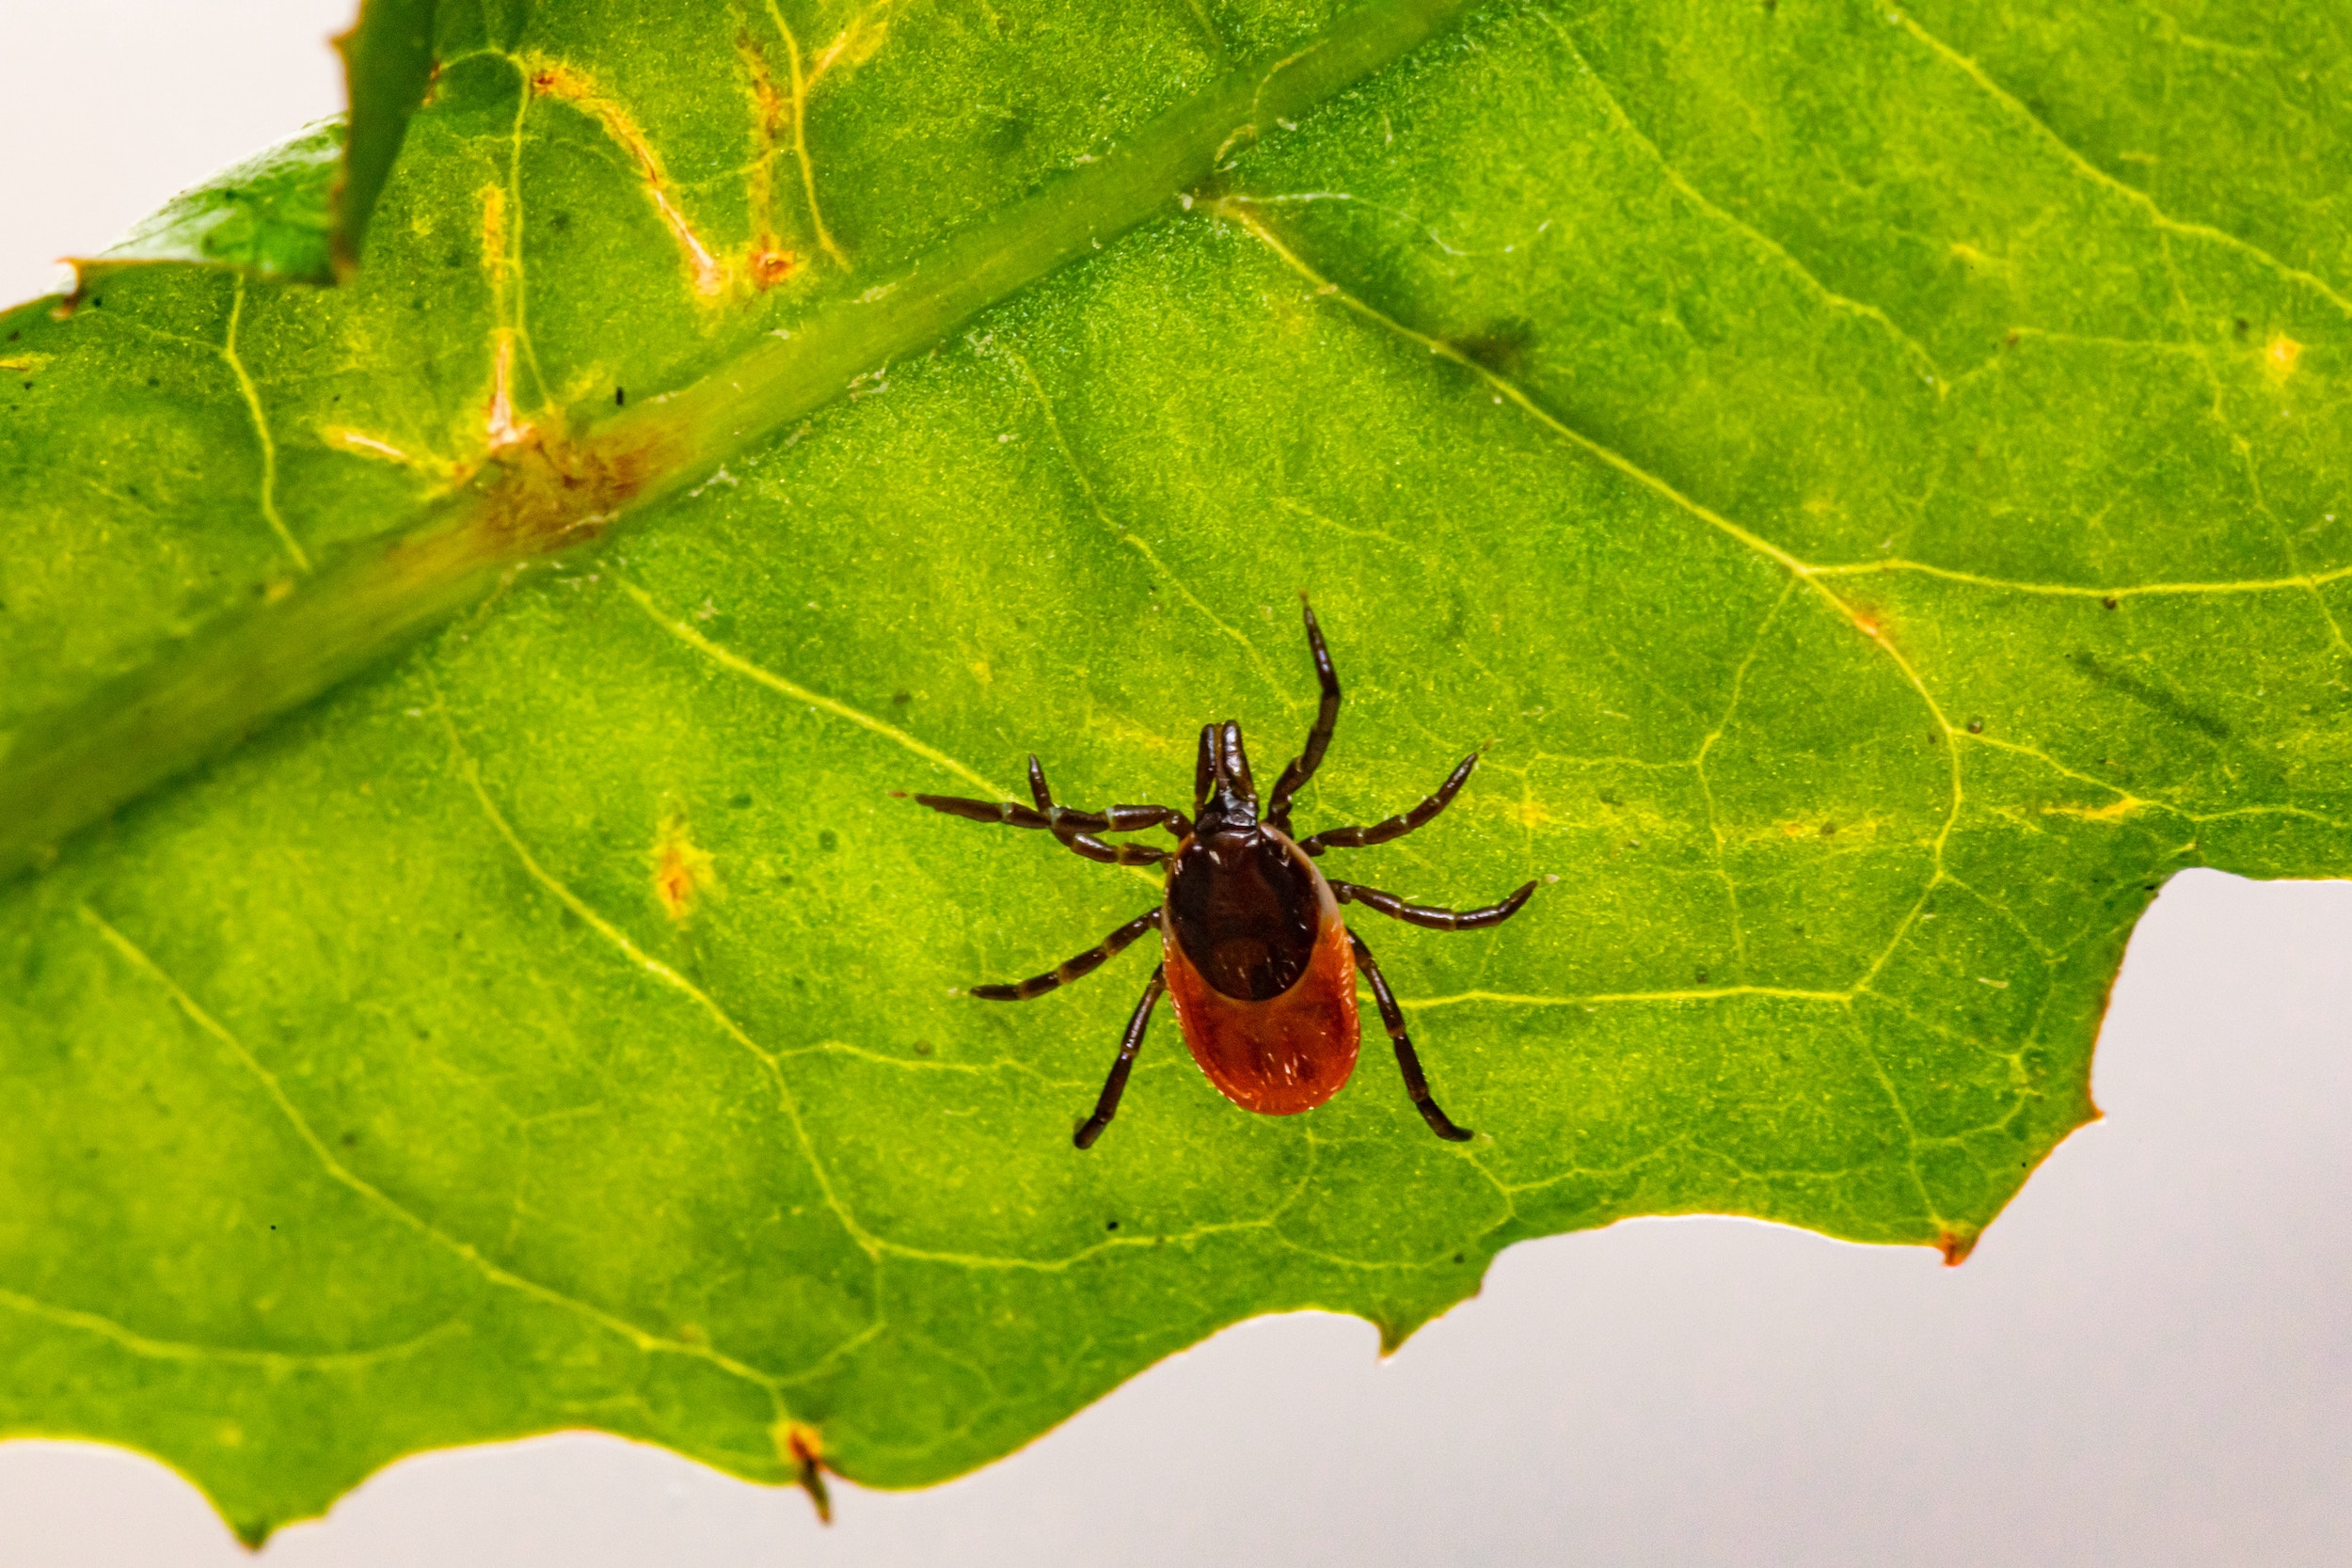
{"left": 1161, "top": 857, "right": 1360, "bottom": 1116}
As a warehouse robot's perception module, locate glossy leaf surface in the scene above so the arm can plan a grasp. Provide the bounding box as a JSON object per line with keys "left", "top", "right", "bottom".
{"left": 2, "top": 0, "right": 2347, "bottom": 1542}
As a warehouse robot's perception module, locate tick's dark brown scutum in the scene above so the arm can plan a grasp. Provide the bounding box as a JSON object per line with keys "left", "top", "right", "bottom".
{"left": 911, "top": 599, "right": 1535, "bottom": 1148}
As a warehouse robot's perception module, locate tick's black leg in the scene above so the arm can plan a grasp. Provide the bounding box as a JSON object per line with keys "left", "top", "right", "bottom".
{"left": 1027, "top": 755, "right": 1191, "bottom": 845}
{"left": 1331, "top": 879, "right": 1536, "bottom": 931}
{"left": 1267, "top": 596, "right": 1342, "bottom": 833}
{"left": 906, "top": 781, "right": 1177, "bottom": 866}
{"left": 1074, "top": 964, "right": 1167, "bottom": 1148}
{"left": 1348, "top": 929, "right": 1472, "bottom": 1142}
{"left": 971, "top": 910, "right": 1162, "bottom": 1001}
{"left": 1296, "top": 752, "right": 1480, "bottom": 856}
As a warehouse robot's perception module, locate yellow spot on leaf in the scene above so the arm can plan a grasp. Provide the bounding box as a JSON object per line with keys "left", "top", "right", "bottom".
{"left": 2265, "top": 333, "right": 2302, "bottom": 382}
{"left": 969, "top": 659, "right": 993, "bottom": 686}
{"left": 0, "top": 353, "right": 49, "bottom": 373}
{"left": 323, "top": 426, "right": 417, "bottom": 464}
{"left": 480, "top": 185, "right": 509, "bottom": 285}
{"left": 2041, "top": 796, "right": 2144, "bottom": 822}
{"left": 651, "top": 809, "right": 720, "bottom": 923}
{"left": 1503, "top": 799, "right": 1552, "bottom": 830}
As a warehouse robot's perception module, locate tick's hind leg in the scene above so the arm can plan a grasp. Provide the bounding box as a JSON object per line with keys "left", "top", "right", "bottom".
{"left": 1297, "top": 752, "right": 1480, "bottom": 855}
{"left": 1075, "top": 964, "right": 1167, "bottom": 1148}
{"left": 1267, "top": 596, "right": 1342, "bottom": 833}
{"left": 971, "top": 910, "right": 1161, "bottom": 1001}
{"left": 1331, "top": 879, "right": 1536, "bottom": 931}
{"left": 1348, "top": 929, "right": 1472, "bottom": 1142}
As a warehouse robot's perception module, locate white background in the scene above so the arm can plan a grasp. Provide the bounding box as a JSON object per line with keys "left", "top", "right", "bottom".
{"left": 4, "top": 6, "right": 2348, "bottom": 1562}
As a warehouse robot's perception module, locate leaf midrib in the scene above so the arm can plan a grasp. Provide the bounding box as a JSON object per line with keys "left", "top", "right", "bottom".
{"left": 0, "top": 0, "right": 1482, "bottom": 883}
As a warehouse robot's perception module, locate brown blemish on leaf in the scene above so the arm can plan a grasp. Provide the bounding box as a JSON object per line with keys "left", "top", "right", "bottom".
{"left": 1938, "top": 1228, "right": 1978, "bottom": 1266}
{"left": 748, "top": 247, "right": 799, "bottom": 288}
{"left": 2265, "top": 332, "right": 2302, "bottom": 382}
{"left": 650, "top": 807, "right": 720, "bottom": 922}
{"left": 442, "top": 404, "right": 676, "bottom": 569}
{"left": 526, "top": 57, "right": 729, "bottom": 298}
{"left": 734, "top": 31, "right": 805, "bottom": 292}
{"left": 781, "top": 1423, "right": 834, "bottom": 1524}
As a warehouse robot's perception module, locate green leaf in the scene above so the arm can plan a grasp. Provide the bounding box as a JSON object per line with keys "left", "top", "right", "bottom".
{"left": 333, "top": 0, "right": 443, "bottom": 277}
{"left": 76, "top": 122, "right": 345, "bottom": 288}
{"left": 56, "top": 0, "right": 437, "bottom": 293}
{"left": 4, "top": 0, "right": 2348, "bottom": 1543}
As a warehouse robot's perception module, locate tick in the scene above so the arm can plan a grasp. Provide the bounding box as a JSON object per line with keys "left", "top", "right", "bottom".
{"left": 912, "top": 598, "right": 1535, "bottom": 1148}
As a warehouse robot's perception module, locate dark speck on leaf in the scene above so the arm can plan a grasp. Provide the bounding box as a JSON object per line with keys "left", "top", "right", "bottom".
{"left": 818, "top": 829, "right": 838, "bottom": 852}
{"left": 550, "top": 212, "right": 572, "bottom": 233}
{"left": 1967, "top": 718, "right": 1985, "bottom": 734}
{"left": 982, "top": 111, "right": 1030, "bottom": 155}
{"left": 2234, "top": 318, "right": 2250, "bottom": 339}
{"left": 340, "top": 1132, "right": 358, "bottom": 1148}
{"left": 1453, "top": 1252, "right": 1465, "bottom": 1263}
{"left": 2102, "top": 596, "right": 2119, "bottom": 610}
{"left": 727, "top": 791, "right": 753, "bottom": 809}
{"left": 1105, "top": 1219, "right": 1120, "bottom": 1230}
{"left": 614, "top": 386, "right": 627, "bottom": 406}
{"left": 1695, "top": 971, "right": 1708, "bottom": 984}
{"left": 891, "top": 690, "right": 912, "bottom": 705}
{"left": 146, "top": 376, "right": 158, "bottom": 388}
{"left": 1820, "top": 822, "right": 1836, "bottom": 836}
{"left": 913, "top": 1039, "right": 933, "bottom": 1056}
{"left": 1453, "top": 316, "right": 1538, "bottom": 377}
